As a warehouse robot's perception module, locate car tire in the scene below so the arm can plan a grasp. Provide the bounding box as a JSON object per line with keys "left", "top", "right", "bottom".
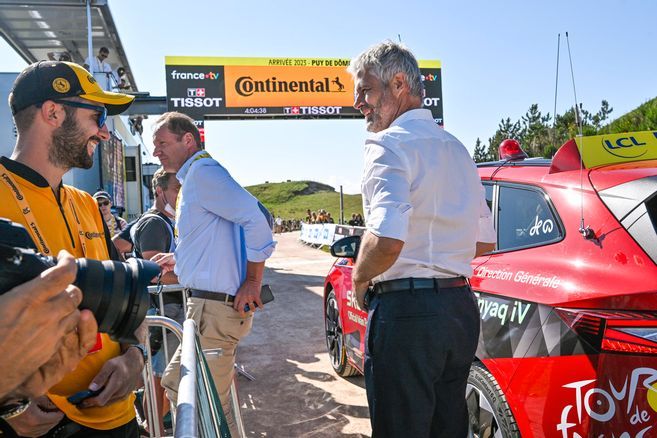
{"left": 466, "top": 362, "right": 520, "bottom": 438}
{"left": 324, "top": 289, "right": 359, "bottom": 377}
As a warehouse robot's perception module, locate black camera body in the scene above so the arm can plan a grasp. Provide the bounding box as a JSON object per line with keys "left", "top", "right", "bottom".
{"left": 0, "top": 218, "right": 159, "bottom": 344}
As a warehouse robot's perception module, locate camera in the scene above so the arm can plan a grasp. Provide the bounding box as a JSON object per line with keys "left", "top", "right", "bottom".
{"left": 0, "top": 218, "right": 159, "bottom": 344}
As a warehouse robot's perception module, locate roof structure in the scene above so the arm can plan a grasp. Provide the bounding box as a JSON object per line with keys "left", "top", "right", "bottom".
{"left": 0, "top": 0, "right": 137, "bottom": 91}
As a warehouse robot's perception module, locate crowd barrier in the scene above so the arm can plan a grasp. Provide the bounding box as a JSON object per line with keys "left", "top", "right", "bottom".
{"left": 143, "top": 284, "right": 246, "bottom": 438}
{"left": 299, "top": 222, "right": 365, "bottom": 247}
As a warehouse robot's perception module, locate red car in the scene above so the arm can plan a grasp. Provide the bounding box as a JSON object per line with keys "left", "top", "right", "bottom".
{"left": 323, "top": 131, "right": 657, "bottom": 437}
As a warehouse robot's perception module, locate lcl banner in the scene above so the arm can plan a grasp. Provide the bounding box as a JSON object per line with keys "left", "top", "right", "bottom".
{"left": 164, "top": 56, "right": 443, "bottom": 125}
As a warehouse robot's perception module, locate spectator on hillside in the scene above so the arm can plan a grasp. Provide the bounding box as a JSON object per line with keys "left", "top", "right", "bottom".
{"left": 275, "top": 215, "right": 283, "bottom": 234}
{"left": 348, "top": 213, "right": 357, "bottom": 226}
{"left": 353, "top": 213, "right": 365, "bottom": 227}
{"left": 311, "top": 211, "right": 318, "bottom": 223}
{"left": 327, "top": 212, "right": 335, "bottom": 224}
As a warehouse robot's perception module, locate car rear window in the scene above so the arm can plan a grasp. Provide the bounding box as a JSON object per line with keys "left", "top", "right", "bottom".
{"left": 497, "top": 185, "right": 562, "bottom": 251}
{"left": 598, "top": 176, "right": 657, "bottom": 264}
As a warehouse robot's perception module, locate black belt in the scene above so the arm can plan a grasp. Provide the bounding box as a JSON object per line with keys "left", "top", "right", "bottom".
{"left": 373, "top": 277, "right": 468, "bottom": 295}
{"left": 186, "top": 288, "right": 235, "bottom": 303}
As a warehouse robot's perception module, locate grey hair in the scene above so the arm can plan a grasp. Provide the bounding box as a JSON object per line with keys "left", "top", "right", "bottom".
{"left": 347, "top": 40, "right": 424, "bottom": 98}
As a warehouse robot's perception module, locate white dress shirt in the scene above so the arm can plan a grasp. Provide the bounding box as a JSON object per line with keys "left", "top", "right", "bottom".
{"left": 84, "top": 55, "right": 113, "bottom": 90}
{"left": 174, "top": 151, "right": 276, "bottom": 294}
{"left": 362, "top": 108, "right": 495, "bottom": 281}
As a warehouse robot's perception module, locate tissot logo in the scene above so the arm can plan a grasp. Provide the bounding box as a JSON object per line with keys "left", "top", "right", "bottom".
{"left": 187, "top": 88, "right": 206, "bottom": 97}
{"left": 170, "top": 70, "right": 220, "bottom": 80}
{"left": 235, "top": 76, "right": 343, "bottom": 97}
{"left": 170, "top": 97, "right": 223, "bottom": 108}
{"left": 283, "top": 106, "right": 342, "bottom": 115}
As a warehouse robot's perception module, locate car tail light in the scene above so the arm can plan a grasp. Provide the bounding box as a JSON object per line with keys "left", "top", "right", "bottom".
{"left": 556, "top": 308, "right": 657, "bottom": 354}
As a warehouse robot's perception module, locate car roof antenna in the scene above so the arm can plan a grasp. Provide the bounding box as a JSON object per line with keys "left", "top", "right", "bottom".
{"left": 552, "top": 33, "right": 560, "bottom": 152}
{"left": 565, "top": 32, "right": 595, "bottom": 240}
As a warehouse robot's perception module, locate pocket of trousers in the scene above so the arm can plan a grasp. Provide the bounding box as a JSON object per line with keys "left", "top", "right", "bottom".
{"left": 365, "top": 298, "right": 380, "bottom": 357}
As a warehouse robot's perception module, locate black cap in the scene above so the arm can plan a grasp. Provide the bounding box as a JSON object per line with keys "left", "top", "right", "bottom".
{"left": 9, "top": 61, "right": 134, "bottom": 116}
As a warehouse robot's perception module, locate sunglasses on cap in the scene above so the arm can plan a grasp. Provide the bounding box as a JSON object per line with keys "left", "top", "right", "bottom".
{"left": 52, "top": 99, "right": 108, "bottom": 128}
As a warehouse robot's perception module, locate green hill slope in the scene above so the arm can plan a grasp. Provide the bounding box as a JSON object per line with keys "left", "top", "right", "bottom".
{"left": 602, "top": 96, "right": 657, "bottom": 133}
{"left": 245, "top": 180, "right": 362, "bottom": 221}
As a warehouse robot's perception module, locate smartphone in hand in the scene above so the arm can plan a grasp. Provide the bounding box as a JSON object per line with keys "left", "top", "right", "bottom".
{"left": 67, "top": 387, "right": 104, "bottom": 405}
{"left": 244, "top": 284, "right": 275, "bottom": 312}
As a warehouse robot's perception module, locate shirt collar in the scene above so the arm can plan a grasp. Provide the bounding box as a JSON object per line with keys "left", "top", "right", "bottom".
{"left": 388, "top": 108, "right": 434, "bottom": 129}
{"left": 176, "top": 149, "right": 206, "bottom": 184}
{"left": 0, "top": 156, "right": 54, "bottom": 188}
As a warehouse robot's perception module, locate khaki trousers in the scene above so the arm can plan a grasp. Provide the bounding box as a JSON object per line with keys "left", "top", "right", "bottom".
{"left": 161, "top": 297, "right": 253, "bottom": 437}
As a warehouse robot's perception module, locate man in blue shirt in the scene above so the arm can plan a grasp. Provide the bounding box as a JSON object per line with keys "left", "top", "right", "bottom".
{"left": 151, "top": 112, "right": 275, "bottom": 436}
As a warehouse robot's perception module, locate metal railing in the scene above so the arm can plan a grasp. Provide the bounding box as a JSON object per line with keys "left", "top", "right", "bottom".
{"left": 142, "top": 285, "right": 247, "bottom": 438}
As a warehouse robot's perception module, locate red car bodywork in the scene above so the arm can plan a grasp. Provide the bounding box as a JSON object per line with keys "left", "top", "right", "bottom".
{"left": 323, "top": 133, "right": 657, "bottom": 437}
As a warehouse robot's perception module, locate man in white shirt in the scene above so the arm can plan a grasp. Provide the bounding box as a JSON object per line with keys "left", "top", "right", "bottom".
{"left": 84, "top": 47, "right": 113, "bottom": 90}
{"left": 347, "top": 41, "right": 496, "bottom": 437}
{"left": 151, "top": 112, "right": 275, "bottom": 437}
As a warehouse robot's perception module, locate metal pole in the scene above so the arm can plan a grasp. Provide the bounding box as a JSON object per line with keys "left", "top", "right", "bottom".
{"left": 175, "top": 319, "right": 199, "bottom": 438}
{"left": 230, "top": 380, "right": 247, "bottom": 438}
{"left": 86, "top": 1, "right": 93, "bottom": 70}
{"left": 143, "top": 316, "right": 183, "bottom": 437}
{"left": 339, "top": 185, "right": 344, "bottom": 225}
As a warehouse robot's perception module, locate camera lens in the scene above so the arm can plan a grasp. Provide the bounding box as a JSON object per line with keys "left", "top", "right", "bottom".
{"left": 75, "top": 258, "right": 160, "bottom": 344}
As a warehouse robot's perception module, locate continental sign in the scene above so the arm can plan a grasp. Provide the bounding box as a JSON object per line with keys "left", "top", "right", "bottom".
{"left": 164, "top": 56, "right": 443, "bottom": 124}
{"left": 575, "top": 131, "right": 657, "bottom": 168}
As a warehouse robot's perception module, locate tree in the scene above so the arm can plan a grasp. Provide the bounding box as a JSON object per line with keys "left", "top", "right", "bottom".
{"left": 484, "top": 100, "right": 617, "bottom": 159}
{"left": 473, "top": 137, "right": 490, "bottom": 163}
{"left": 487, "top": 117, "right": 522, "bottom": 159}
{"left": 519, "top": 104, "right": 551, "bottom": 157}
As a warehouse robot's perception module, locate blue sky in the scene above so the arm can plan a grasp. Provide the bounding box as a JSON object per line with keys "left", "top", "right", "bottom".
{"left": 1, "top": 0, "right": 655, "bottom": 193}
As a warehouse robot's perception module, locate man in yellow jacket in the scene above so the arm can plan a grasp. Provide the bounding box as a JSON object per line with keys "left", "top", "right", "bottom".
{"left": 0, "top": 61, "right": 144, "bottom": 437}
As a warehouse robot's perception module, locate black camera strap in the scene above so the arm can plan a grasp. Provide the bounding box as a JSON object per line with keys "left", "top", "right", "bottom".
{"left": 0, "top": 163, "right": 88, "bottom": 257}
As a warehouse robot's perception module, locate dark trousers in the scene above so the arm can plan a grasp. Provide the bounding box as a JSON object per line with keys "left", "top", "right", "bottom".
{"left": 364, "top": 284, "right": 480, "bottom": 438}
{"left": 32, "top": 417, "right": 139, "bottom": 438}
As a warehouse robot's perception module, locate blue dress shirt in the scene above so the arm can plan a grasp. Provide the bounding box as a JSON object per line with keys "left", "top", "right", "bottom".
{"left": 174, "top": 151, "right": 276, "bottom": 295}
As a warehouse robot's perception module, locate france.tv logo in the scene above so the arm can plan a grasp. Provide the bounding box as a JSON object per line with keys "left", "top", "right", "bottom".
{"left": 170, "top": 70, "right": 220, "bottom": 80}
{"left": 421, "top": 73, "right": 438, "bottom": 82}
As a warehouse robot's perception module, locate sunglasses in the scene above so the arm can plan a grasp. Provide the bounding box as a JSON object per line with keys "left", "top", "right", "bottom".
{"left": 52, "top": 99, "right": 108, "bottom": 128}
{"left": 97, "top": 200, "right": 110, "bottom": 207}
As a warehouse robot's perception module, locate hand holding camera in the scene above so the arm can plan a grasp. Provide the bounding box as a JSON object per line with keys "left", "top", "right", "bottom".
{"left": 0, "top": 251, "right": 97, "bottom": 402}
{"left": 0, "top": 218, "right": 160, "bottom": 344}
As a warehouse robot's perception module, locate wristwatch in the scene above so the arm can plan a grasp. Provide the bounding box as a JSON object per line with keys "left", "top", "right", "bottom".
{"left": 128, "top": 344, "right": 148, "bottom": 365}
{"left": 0, "top": 399, "right": 30, "bottom": 420}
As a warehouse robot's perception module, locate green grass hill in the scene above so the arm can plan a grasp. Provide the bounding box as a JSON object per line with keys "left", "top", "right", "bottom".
{"left": 602, "top": 96, "right": 657, "bottom": 134}
{"left": 245, "top": 180, "right": 363, "bottom": 221}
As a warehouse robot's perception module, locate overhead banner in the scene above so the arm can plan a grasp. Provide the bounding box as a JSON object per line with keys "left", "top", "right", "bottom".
{"left": 165, "top": 56, "right": 443, "bottom": 125}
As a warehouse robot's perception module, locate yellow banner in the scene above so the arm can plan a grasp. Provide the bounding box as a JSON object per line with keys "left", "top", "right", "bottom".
{"left": 165, "top": 56, "right": 440, "bottom": 69}
{"left": 575, "top": 131, "right": 657, "bottom": 168}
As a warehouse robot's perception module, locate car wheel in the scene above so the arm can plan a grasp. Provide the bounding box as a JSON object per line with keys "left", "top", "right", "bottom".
{"left": 466, "top": 362, "right": 519, "bottom": 438}
{"left": 324, "top": 289, "right": 359, "bottom": 377}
